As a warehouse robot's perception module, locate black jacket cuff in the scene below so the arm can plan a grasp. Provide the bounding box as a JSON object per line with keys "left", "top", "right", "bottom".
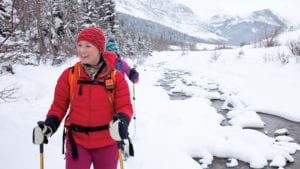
{"left": 45, "top": 115, "right": 60, "bottom": 133}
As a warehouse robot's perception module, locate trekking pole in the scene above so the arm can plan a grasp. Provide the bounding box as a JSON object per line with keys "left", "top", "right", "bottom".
{"left": 40, "top": 144, "right": 44, "bottom": 169}
{"left": 132, "top": 83, "right": 136, "bottom": 135}
{"left": 37, "top": 121, "right": 45, "bottom": 169}
{"left": 118, "top": 142, "right": 125, "bottom": 169}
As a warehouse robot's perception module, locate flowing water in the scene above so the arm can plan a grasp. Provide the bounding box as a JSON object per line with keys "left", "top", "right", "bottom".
{"left": 158, "top": 69, "right": 300, "bottom": 169}
{"left": 210, "top": 99, "right": 300, "bottom": 169}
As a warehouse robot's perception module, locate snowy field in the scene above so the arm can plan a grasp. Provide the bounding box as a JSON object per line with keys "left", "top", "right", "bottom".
{"left": 1, "top": 39, "right": 300, "bottom": 168}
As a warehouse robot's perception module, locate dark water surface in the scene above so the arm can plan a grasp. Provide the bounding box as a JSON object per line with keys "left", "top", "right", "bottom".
{"left": 210, "top": 99, "right": 300, "bottom": 169}
{"left": 158, "top": 69, "right": 300, "bottom": 169}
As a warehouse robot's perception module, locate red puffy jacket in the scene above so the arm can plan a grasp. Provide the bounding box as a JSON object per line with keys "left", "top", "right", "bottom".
{"left": 46, "top": 52, "right": 133, "bottom": 149}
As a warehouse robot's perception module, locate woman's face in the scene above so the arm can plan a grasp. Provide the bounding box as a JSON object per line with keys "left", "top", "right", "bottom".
{"left": 77, "top": 41, "right": 101, "bottom": 66}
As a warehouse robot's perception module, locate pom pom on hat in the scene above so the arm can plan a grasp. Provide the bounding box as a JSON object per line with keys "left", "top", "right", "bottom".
{"left": 76, "top": 27, "right": 106, "bottom": 52}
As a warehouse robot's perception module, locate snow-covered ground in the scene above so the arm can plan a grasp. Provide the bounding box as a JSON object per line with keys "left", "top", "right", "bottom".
{"left": 0, "top": 43, "right": 300, "bottom": 169}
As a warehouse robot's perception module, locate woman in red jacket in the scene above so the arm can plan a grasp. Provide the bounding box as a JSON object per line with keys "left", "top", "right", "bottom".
{"left": 33, "top": 27, "right": 133, "bottom": 169}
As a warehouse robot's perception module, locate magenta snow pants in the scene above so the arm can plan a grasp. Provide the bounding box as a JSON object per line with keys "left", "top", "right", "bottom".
{"left": 65, "top": 140, "right": 118, "bottom": 169}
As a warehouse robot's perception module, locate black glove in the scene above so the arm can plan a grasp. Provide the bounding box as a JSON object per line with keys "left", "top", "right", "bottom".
{"left": 32, "top": 121, "right": 52, "bottom": 144}
{"left": 129, "top": 68, "right": 139, "bottom": 82}
{"left": 32, "top": 115, "right": 60, "bottom": 145}
{"left": 109, "top": 113, "right": 130, "bottom": 141}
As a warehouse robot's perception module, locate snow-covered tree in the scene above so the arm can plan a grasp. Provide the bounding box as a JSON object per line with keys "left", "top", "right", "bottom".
{"left": 103, "top": 0, "right": 118, "bottom": 36}
{"left": 0, "top": 0, "right": 11, "bottom": 38}
{"left": 0, "top": 0, "right": 21, "bottom": 49}
{"left": 115, "top": 30, "right": 152, "bottom": 65}
{"left": 1, "top": 0, "right": 151, "bottom": 66}
{"left": 78, "top": 0, "right": 98, "bottom": 28}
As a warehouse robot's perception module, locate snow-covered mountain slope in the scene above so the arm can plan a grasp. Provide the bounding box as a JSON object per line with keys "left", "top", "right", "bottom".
{"left": 116, "top": 0, "right": 287, "bottom": 45}
{"left": 116, "top": 0, "right": 223, "bottom": 42}
{"left": 208, "top": 9, "right": 287, "bottom": 45}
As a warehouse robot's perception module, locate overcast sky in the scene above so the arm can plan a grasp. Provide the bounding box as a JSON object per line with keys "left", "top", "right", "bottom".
{"left": 175, "top": 0, "right": 300, "bottom": 25}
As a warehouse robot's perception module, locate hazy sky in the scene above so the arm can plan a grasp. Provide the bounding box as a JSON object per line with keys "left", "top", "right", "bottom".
{"left": 174, "top": 0, "right": 300, "bottom": 25}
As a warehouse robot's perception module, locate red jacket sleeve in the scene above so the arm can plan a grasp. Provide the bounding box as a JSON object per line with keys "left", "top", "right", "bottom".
{"left": 114, "top": 70, "right": 133, "bottom": 120}
{"left": 46, "top": 68, "right": 70, "bottom": 122}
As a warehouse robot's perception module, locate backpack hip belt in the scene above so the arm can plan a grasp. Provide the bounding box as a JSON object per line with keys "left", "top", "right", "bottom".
{"left": 62, "top": 119, "right": 109, "bottom": 159}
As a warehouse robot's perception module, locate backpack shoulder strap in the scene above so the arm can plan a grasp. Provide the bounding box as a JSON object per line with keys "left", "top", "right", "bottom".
{"left": 116, "top": 59, "right": 122, "bottom": 71}
{"left": 68, "top": 62, "right": 81, "bottom": 102}
{"left": 106, "top": 69, "right": 117, "bottom": 107}
{"left": 68, "top": 62, "right": 117, "bottom": 104}
{"left": 68, "top": 62, "right": 117, "bottom": 108}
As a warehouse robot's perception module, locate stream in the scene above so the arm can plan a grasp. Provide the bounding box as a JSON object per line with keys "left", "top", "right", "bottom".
{"left": 158, "top": 69, "right": 300, "bottom": 169}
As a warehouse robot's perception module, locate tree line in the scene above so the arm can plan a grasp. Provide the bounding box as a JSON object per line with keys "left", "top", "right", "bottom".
{"left": 0, "top": 0, "right": 152, "bottom": 66}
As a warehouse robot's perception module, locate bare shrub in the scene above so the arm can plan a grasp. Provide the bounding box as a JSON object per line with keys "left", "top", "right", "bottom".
{"left": 211, "top": 50, "right": 222, "bottom": 62}
{"left": 237, "top": 49, "right": 244, "bottom": 59}
{"left": 262, "top": 26, "right": 282, "bottom": 48}
{"left": 0, "top": 85, "right": 19, "bottom": 103}
{"left": 288, "top": 40, "right": 300, "bottom": 63}
{"left": 277, "top": 51, "right": 290, "bottom": 65}
{"left": 1, "top": 64, "right": 15, "bottom": 74}
{"left": 263, "top": 51, "right": 291, "bottom": 65}
{"left": 263, "top": 53, "right": 276, "bottom": 63}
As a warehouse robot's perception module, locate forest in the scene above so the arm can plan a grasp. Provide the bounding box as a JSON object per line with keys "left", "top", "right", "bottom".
{"left": 0, "top": 0, "right": 153, "bottom": 67}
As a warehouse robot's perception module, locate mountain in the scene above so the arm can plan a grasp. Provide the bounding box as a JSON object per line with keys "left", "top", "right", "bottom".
{"left": 117, "top": 12, "right": 205, "bottom": 45}
{"left": 207, "top": 9, "right": 287, "bottom": 45}
{"left": 115, "top": 0, "right": 221, "bottom": 44}
{"left": 115, "top": 0, "right": 287, "bottom": 46}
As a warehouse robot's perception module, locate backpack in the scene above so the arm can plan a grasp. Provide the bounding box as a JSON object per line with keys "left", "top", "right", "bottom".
{"left": 116, "top": 59, "right": 122, "bottom": 71}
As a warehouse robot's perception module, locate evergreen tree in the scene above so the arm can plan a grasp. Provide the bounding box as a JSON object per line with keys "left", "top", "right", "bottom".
{"left": 1, "top": 0, "right": 151, "bottom": 66}
{"left": 0, "top": 0, "right": 11, "bottom": 38}
{"left": 94, "top": 0, "right": 104, "bottom": 28}
{"left": 78, "top": 0, "right": 98, "bottom": 28}
{"left": 61, "top": 0, "right": 80, "bottom": 55}
{"left": 103, "top": 0, "right": 118, "bottom": 36}
{"left": 0, "top": 0, "right": 26, "bottom": 51}
{"left": 63, "top": 0, "right": 80, "bottom": 34}
{"left": 116, "top": 29, "right": 151, "bottom": 64}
